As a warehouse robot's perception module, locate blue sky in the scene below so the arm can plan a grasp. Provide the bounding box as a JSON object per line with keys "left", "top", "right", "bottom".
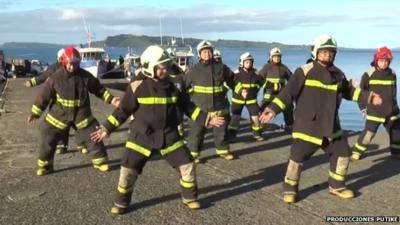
{"left": 0, "top": 0, "right": 399, "bottom": 48}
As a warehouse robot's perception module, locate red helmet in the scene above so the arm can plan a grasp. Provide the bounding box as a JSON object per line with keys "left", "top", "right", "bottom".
{"left": 61, "top": 47, "right": 81, "bottom": 67}
{"left": 374, "top": 46, "right": 393, "bottom": 64}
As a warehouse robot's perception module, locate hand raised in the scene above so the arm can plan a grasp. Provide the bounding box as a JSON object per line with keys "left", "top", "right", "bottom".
{"left": 90, "top": 125, "right": 109, "bottom": 143}
{"left": 259, "top": 107, "right": 275, "bottom": 124}
{"left": 111, "top": 96, "right": 121, "bottom": 108}
{"left": 208, "top": 116, "right": 225, "bottom": 127}
{"left": 370, "top": 92, "right": 382, "bottom": 106}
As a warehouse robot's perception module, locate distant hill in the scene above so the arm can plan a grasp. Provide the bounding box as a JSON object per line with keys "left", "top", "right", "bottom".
{"left": 0, "top": 42, "right": 64, "bottom": 49}
{"left": 3, "top": 35, "right": 389, "bottom": 50}
{"left": 99, "top": 34, "right": 308, "bottom": 49}
{"left": 1, "top": 37, "right": 307, "bottom": 50}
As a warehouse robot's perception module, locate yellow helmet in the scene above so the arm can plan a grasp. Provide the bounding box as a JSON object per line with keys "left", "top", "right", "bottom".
{"left": 140, "top": 45, "right": 171, "bottom": 78}
{"left": 196, "top": 40, "right": 214, "bottom": 57}
{"left": 165, "top": 47, "right": 176, "bottom": 59}
{"left": 239, "top": 52, "right": 254, "bottom": 67}
{"left": 311, "top": 34, "right": 337, "bottom": 59}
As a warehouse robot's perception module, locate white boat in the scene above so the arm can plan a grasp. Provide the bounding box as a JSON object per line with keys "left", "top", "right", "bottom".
{"left": 77, "top": 47, "right": 105, "bottom": 77}
{"left": 123, "top": 48, "right": 140, "bottom": 77}
{"left": 166, "top": 45, "right": 194, "bottom": 73}
{"left": 174, "top": 46, "right": 194, "bottom": 73}
{"left": 77, "top": 18, "right": 106, "bottom": 78}
{"left": 167, "top": 17, "right": 194, "bottom": 73}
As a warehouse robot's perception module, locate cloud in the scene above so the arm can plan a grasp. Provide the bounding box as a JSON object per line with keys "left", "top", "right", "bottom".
{"left": 0, "top": 0, "right": 21, "bottom": 4}
{"left": 0, "top": 3, "right": 399, "bottom": 45}
{"left": 59, "top": 9, "right": 84, "bottom": 20}
{"left": 0, "top": 0, "right": 21, "bottom": 10}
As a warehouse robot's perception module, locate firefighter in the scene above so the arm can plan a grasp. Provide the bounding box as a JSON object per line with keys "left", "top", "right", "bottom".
{"left": 27, "top": 47, "right": 120, "bottom": 176}
{"left": 213, "top": 49, "right": 222, "bottom": 63}
{"left": 259, "top": 47, "right": 294, "bottom": 130}
{"left": 167, "top": 50, "right": 187, "bottom": 137}
{"left": 25, "top": 48, "right": 88, "bottom": 154}
{"left": 260, "top": 35, "right": 383, "bottom": 203}
{"left": 228, "top": 52, "right": 265, "bottom": 141}
{"left": 90, "top": 45, "right": 224, "bottom": 214}
{"left": 351, "top": 46, "right": 400, "bottom": 160}
{"left": 211, "top": 49, "right": 232, "bottom": 93}
{"left": 185, "top": 40, "right": 242, "bottom": 163}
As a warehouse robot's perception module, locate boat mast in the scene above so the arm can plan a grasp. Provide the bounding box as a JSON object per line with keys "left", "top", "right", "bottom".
{"left": 159, "top": 16, "right": 163, "bottom": 46}
{"left": 82, "top": 16, "right": 92, "bottom": 48}
{"left": 180, "top": 16, "right": 184, "bottom": 46}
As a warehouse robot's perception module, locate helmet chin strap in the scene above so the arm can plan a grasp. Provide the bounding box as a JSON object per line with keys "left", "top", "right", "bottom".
{"left": 317, "top": 59, "right": 334, "bottom": 67}
{"left": 64, "top": 67, "right": 75, "bottom": 74}
{"left": 317, "top": 51, "right": 336, "bottom": 67}
{"left": 200, "top": 58, "right": 212, "bottom": 64}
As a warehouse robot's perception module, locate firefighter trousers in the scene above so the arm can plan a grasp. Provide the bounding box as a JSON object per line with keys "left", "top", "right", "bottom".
{"left": 229, "top": 102, "right": 262, "bottom": 136}
{"left": 114, "top": 140, "right": 197, "bottom": 208}
{"left": 283, "top": 137, "right": 351, "bottom": 195}
{"left": 37, "top": 118, "right": 108, "bottom": 170}
{"left": 55, "top": 126, "right": 85, "bottom": 151}
{"left": 353, "top": 119, "right": 400, "bottom": 157}
{"left": 187, "top": 114, "right": 231, "bottom": 157}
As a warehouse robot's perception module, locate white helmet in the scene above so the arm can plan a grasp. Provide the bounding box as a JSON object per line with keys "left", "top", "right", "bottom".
{"left": 213, "top": 49, "right": 222, "bottom": 59}
{"left": 165, "top": 47, "right": 175, "bottom": 59}
{"left": 196, "top": 40, "right": 214, "bottom": 57}
{"left": 269, "top": 47, "right": 282, "bottom": 59}
{"left": 311, "top": 34, "right": 337, "bottom": 59}
{"left": 140, "top": 45, "right": 171, "bottom": 78}
{"left": 239, "top": 52, "right": 254, "bottom": 67}
{"left": 57, "top": 48, "right": 65, "bottom": 62}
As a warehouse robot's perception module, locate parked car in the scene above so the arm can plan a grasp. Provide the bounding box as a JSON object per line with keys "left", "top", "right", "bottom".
{"left": 11, "top": 59, "right": 30, "bottom": 76}
{"left": 30, "top": 59, "right": 48, "bottom": 75}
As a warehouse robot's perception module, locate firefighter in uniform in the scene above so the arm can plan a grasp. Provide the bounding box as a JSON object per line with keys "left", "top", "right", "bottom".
{"left": 27, "top": 47, "right": 120, "bottom": 176}
{"left": 167, "top": 50, "right": 187, "bottom": 137}
{"left": 351, "top": 46, "right": 400, "bottom": 160}
{"left": 259, "top": 47, "right": 294, "bottom": 129}
{"left": 25, "top": 48, "right": 88, "bottom": 154}
{"left": 90, "top": 45, "right": 224, "bottom": 214}
{"left": 228, "top": 52, "right": 265, "bottom": 141}
{"left": 185, "top": 40, "right": 242, "bottom": 163}
{"left": 213, "top": 49, "right": 222, "bottom": 63}
{"left": 260, "top": 35, "right": 383, "bottom": 203}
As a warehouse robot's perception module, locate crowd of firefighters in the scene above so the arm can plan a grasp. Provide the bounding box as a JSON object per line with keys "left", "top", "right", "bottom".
{"left": 25, "top": 34, "right": 398, "bottom": 215}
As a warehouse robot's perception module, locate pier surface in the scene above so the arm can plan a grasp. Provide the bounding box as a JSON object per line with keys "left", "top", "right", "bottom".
{"left": 1, "top": 78, "right": 399, "bottom": 225}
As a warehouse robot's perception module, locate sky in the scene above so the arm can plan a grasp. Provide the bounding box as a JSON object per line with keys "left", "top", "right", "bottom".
{"left": 0, "top": 0, "right": 399, "bottom": 48}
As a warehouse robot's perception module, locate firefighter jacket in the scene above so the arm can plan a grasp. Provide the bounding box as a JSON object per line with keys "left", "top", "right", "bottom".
{"left": 30, "top": 67, "right": 114, "bottom": 130}
{"left": 259, "top": 62, "right": 292, "bottom": 100}
{"left": 169, "top": 63, "right": 186, "bottom": 93}
{"left": 358, "top": 67, "right": 399, "bottom": 122}
{"left": 29, "top": 63, "right": 60, "bottom": 87}
{"left": 103, "top": 73, "right": 210, "bottom": 152}
{"left": 185, "top": 59, "right": 239, "bottom": 113}
{"left": 231, "top": 67, "right": 265, "bottom": 105}
{"left": 268, "top": 61, "right": 371, "bottom": 145}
